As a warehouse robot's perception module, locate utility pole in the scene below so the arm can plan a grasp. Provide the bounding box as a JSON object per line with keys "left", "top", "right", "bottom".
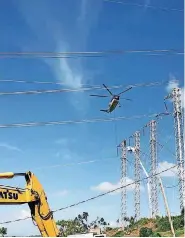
{"left": 134, "top": 131, "right": 141, "bottom": 221}
{"left": 149, "top": 120, "right": 159, "bottom": 218}
{"left": 120, "top": 140, "right": 127, "bottom": 230}
{"left": 165, "top": 87, "right": 185, "bottom": 211}
{"left": 158, "top": 176, "right": 175, "bottom": 237}
{"left": 140, "top": 158, "right": 175, "bottom": 236}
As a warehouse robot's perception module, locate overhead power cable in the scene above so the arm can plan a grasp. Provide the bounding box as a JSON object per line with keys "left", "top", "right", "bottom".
{"left": 0, "top": 113, "right": 165, "bottom": 129}
{"left": 13, "top": 129, "right": 176, "bottom": 173}
{"left": 0, "top": 79, "right": 176, "bottom": 88}
{"left": 0, "top": 80, "right": 176, "bottom": 96}
{"left": 104, "top": 0, "right": 184, "bottom": 12}
{"left": 0, "top": 49, "right": 183, "bottom": 58}
{"left": 0, "top": 79, "right": 96, "bottom": 87}
{"left": 31, "top": 156, "right": 119, "bottom": 171}
{"left": 0, "top": 165, "right": 177, "bottom": 225}
{"left": 164, "top": 184, "right": 179, "bottom": 189}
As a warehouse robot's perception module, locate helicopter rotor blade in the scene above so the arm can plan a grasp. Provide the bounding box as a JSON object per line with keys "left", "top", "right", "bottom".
{"left": 90, "top": 94, "right": 109, "bottom": 98}
{"left": 120, "top": 98, "right": 133, "bottom": 101}
{"left": 102, "top": 84, "right": 113, "bottom": 96}
{"left": 118, "top": 86, "right": 132, "bottom": 95}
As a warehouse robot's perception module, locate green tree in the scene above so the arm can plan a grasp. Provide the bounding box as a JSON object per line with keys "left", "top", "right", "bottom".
{"left": 181, "top": 208, "right": 184, "bottom": 216}
{"left": 57, "top": 213, "right": 108, "bottom": 236}
{"left": 57, "top": 219, "right": 86, "bottom": 237}
{"left": 128, "top": 216, "right": 135, "bottom": 228}
{"left": 0, "top": 227, "right": 7, "bottom": 237}
{"left": 139, "top": 227, "right": 153, "bottom": 237}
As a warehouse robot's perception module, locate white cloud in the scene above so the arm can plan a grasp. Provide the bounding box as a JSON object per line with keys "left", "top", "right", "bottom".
{"left": 51, "top": 189, "right": 69, "bottom": 197}
{"left": 54, "top": 57, "right": 82, "bottom": 88}
{"left": 17, "top": 209, "right": 30, "bottom": 219}
{"left": 15, "top": 1, "right": 86, "bottom": 112}
{"left": 166, "top": 80, "right": 179, "bottom": 92}
{"left": 78, "top": 0, "right": 89, "bottom": 23}
{"left": 45, "top": 42, "right": 83, "bottom": 89}
{"left": 127, "top": 146, "right": 136, "bottom": 153}
{"left": 55, "top": 138, "right": 69, "bottom": 146}
{"left": 166, "top": 76, "right": 184, "bottom": 108}
{"left": 108, "top": 221, "right": 118, "bottom": 228}
{"left": 55, "top": 137, "right": 76, "bottom": 146}
{"left": 0, "top": 143, "right": 22, "bottom": 153}
{"left": 91, "top": 177, "right": 144, "bottom": 195}
{"left": 157, "top": 161, "right": 178, "bottom": 177}
{"left": 0, "top": 207, "right": 38, "bottom": 236}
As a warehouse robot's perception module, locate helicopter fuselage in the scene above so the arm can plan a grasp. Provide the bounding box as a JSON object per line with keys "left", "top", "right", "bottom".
{"left": 90, "top": 83, "right": 132, "bottom": 113}
{"left": 108, "top": 98, "right": 119, "bottom": 113}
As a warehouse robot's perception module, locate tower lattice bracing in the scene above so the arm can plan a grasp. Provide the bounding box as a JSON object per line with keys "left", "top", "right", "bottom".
{"left": 120, "top": 140, "right": 127, "bottom": 230}
{"left": 171, "top": 88, "right": 185, "bottom": 211}
{"left": 149, "top": 120, "right": 159, "bottom": 218}
{"left": 134, "top": 131, "right": 141, "bottom": 221}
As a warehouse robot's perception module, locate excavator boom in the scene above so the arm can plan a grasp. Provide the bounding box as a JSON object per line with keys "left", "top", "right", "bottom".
{"left": 0, "top": 171, "right": 60, "bottom": 237}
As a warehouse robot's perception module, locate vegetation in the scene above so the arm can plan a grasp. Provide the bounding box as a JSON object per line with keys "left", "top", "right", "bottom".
{"left": 0, "top": 227, "right": 7, "bottom": 237}
{"left": 156, "top": 212, "right": 184, "bottom": 232}
{"left": 56, "top": 212, "right": 109, "bottom": 237}
{"left": 112, "top": 210, "right": 184, "bottom": 237}
{"left": 3, "top": 209, "right": 184, "bottom": 237}
{"left": 139, "top": 227, "right": 153, "bottom": 237}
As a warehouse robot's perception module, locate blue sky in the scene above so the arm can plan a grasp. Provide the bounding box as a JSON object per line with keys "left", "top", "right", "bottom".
{"left": 0, "top": 0, "right": 184, "bottom": 236}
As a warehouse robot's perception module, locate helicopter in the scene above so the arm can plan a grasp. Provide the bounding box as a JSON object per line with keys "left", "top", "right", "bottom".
{"left": 90, "top": 84, "right": 133, "bottom": 113}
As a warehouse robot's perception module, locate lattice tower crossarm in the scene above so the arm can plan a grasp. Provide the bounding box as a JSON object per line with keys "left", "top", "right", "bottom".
{"left": 134, "top": 131, "right": 141, "bottom": 221}
{"left": 149, "top": 120, "right": 159, "bottom": 218}
{"left": 120, "top": 140, "right": 127, "bottom": 230}
{"left": 171, "top": 88, "right": 185, "bottom": 210}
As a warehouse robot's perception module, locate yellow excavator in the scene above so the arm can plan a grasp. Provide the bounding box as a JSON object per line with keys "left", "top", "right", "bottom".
{"left": 0, "top": 171, "right": 60, "bottom": 237}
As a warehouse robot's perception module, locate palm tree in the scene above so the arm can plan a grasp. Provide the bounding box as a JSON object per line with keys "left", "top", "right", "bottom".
{"left": 82, "top": 212, "right": 89, "bottom": 222}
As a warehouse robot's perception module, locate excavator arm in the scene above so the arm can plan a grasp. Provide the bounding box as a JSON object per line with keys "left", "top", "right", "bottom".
{"left": 0, "top": 171, "right": 60, "bottom": 237}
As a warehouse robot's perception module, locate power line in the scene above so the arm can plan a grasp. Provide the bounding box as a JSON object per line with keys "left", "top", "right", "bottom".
{"left": 164, "top": 184, "right": 179, "bottom": 189}
{"left": 54, "top": 165, "right": 179, "bottom": 215}
{"left": 0, "top": 79, "right": 176, "bottom": 88}
{"left": 0, "top": 113, "right": 163, "bottom": 129}
{"left": 16, "top": 132, "right": 175, "bottom": 173}
{"left": 104, "top": 0, "right": 184, "bottom": 12}
{"left": 0, "top": 80, "right": 176, "bottom": 96}
{"left": 20, "top": 129, "right": 174, "bottom": 172}
{"left": 0, "top": 49, "right": 183, "bottom": 58}
{"left": 30, "top": 157, "right": 119, "bottom": 171}
{"left": 0, "top": 164, "right": 177, "bottom": 225}
{"left": 0, "top": 79, "right": 96, "bottom": 87}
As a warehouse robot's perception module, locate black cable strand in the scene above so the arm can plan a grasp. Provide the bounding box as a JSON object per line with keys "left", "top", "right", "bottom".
{"left": 0, "top": 164, "right": 177, "bottom": 225}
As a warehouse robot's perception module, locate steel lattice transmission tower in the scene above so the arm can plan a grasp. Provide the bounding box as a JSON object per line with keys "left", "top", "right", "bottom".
{"left": 149, "top": 120, "right": 159, "bottom": 218}
{"left": 134, "top": 131, "right": 141, "bottom": 221}
{"left": 166, "top": 88, "right": 185, "bottom": 210}
{"left": 120, "top": 140, "right": 127, "bottom": 230}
